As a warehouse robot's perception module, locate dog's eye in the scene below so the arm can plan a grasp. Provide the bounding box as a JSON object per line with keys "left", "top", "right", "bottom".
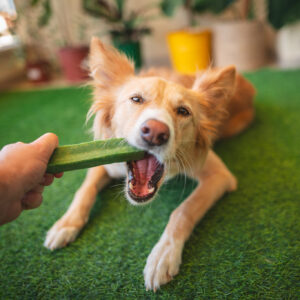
{"left": 176, "top": 106, "right": 191, "bottom": 117}
{"left": 130, "top": 95, "right": 144, "bottom": 104}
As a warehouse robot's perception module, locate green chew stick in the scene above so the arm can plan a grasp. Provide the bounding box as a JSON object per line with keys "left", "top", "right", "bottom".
{"left": 46, "top": 138, "right": 145, "bottom": 174}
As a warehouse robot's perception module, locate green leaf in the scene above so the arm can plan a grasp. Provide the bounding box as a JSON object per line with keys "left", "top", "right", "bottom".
{"left": 114, "top": 0, "right": 124, "bottom": 16}
{"left": 160, "top": 0, "right": 184, "bottom": 17}
{"left": 82, "top": 0, "right": 120, "bottom": 21}
{"left": 193, "top": 0, "right": 234, "bottom": 14}
{"left": 38, "top": 0, "right": 52, "bottom": 27}
{"left": 267, "top": 0, "right": 300, "bottom": 29}
{"left": 30, "top": 0, "right": 41, "bottom": 6}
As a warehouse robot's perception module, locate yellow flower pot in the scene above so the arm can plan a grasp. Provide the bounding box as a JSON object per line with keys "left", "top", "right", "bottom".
{"left": 167, "top": 29, "right": 212, "bottom": 75}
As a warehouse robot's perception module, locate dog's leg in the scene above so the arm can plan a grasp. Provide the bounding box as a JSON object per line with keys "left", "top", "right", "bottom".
{"left": 143, "top": 151, "right": 237, "bottom": 291}
{"left": 44, "top": 166, "right": 111, "bottom": 250}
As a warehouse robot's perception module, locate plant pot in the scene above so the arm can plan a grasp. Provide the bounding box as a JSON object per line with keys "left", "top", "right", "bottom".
{"left": 58, "top": 46, "right": 89, "bottom": 82}
{"left": 167, "top": 29, "right": 212, "bottom": 75}
{"left": 213, "top": 21, "right": 267, "bottom": 71}
{"left": 276, "top": 21, "right": 300, "bottom": 68}
{"left": 112, "top": 39, "right": 142, "bottom": 69}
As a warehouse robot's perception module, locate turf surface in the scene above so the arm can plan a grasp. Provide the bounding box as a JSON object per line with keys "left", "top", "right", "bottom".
{"left": 0, "top": 69, "right": 299, "bottom": 299}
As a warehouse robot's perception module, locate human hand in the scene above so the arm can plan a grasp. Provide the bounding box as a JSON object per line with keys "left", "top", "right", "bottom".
{"left": 0, "top": 133, "right": 63, "bottom": 225}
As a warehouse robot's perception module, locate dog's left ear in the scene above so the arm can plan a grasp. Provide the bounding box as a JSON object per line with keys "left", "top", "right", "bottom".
{"left": 192, "top": 65, "right": 236, "bottom": 102}
{"left": 89, "top": 37, "right": 134, "bottom": 87}
{"left": 192, "top": 66, "right": 236, "bottom": 146}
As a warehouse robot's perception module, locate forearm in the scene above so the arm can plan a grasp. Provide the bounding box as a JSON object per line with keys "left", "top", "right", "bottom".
{"left": 0, "top": 150, "right": 25, "bottom": 224}
{"left": 0, "top": 158, "right": 12, "bottom": 200}
{"left": 0, "top": 163, "right": 15, "bottom": 224}
{"left": 0, "top": 150, "right": 24, "bottom": 198}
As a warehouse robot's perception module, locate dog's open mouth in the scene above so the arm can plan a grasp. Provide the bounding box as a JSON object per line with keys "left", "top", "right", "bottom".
{"left": 127, "top": 153, "right": 164, "bottom": 203}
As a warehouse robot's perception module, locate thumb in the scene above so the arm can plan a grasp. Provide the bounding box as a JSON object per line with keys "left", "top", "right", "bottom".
{"left": 31, "top": 133, "right": 59, "bottom": 162}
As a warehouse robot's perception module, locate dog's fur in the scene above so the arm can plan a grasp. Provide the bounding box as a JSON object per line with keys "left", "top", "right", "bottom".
{"left": 44, "top": 37, "right": 255, "bottom": 291}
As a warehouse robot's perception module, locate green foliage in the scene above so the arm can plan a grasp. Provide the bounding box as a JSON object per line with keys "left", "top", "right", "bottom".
{"left": 161, "top": 0, "right": 300, "bottom": 29}
{"left": 160, "top": 0, "right": 234, "bottom": 16}
{"left": 0, "top": 69, "right": 300, "bottom": 298}
{"left": 30, "top": 0, "right": 52, "bottom": 27}
{"left": 160, "top": 0, "right": 184, "bottom": 17}
{"left": 30, "top": 0, "right": 40, "bottom": 5}
{"left": 38, "top": 0, "right": 52, "bottom": 27}
{"left": 82, "top": 0, "right": 121, "bottom": 22}
{"left": 82, "top": 0, "right": 153, "bottom": 42}
{"left": 202, "top": 0, "right": 235, "bottom": 14}
{"left": 267, "top": 0, "right": 300, "bottom": 29}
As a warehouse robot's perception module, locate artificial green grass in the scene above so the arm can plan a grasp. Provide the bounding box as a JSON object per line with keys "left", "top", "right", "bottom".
{"left": 0, "top": 69, "right": 299, "bottom": 299}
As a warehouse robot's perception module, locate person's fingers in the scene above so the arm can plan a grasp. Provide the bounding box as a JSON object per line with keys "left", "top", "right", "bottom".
{"left": 31, "top": 133, "right": 59, "bottom": 161}
{"left": 40, "top": 174, "right": 55, "bottom": 186}
{"left": 30, "top": 184, "right": 44, "bottom": 194}
{"left": 54, "top": 172, "right": 64, "bottom": 178}
{"left": 22, "top": 191, "right": 43, "bottom": 210}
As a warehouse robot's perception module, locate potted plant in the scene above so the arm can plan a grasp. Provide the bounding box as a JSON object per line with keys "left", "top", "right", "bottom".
{"left": 82, "top": 0, "right": 154, "bottom": 69}
{"left": 213, "top": 0, "right": 300, "bottom": 70}
{"left": 28, "top": 0, "right": 90, "bottom": 82}
{"left": 212, "top": 0, "right": 269, "bottom": 71}
{"left": 161, "top": 0, "right": 234, "bottom": 74}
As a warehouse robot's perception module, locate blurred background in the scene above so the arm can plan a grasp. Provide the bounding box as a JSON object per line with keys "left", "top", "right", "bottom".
{"left": 0, "top": 0, "right": 299, "bottom": 89}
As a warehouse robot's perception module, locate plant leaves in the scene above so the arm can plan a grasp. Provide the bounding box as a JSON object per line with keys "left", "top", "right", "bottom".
{"left": 114, "top": 0, "right": 124, "bottom": 17}
{"left": 267, "top": 0, "right": 300, "bottom": 29}
{"left": 160, "top": 0, "right": 184, "bottom": 17}
{"left": 82, "top": 0, "right": 120, "bottom": 21}
{"left": 38, "top": 0, "right": 52, "bottom": 27}
{"left": 30, "top": 0, "right": 41, "bottom": 6}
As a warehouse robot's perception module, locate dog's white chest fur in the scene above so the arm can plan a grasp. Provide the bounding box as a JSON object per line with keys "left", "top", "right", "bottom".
{"left": 104, "top": 162, "right": 127, "bottom": 178}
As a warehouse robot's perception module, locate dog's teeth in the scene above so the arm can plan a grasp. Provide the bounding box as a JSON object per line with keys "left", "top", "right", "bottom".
{"left": 148, "top": 187, "right": 155, "bottom": 194}
{"left": 129, "top": 182, "right": 133, "bottom": 190}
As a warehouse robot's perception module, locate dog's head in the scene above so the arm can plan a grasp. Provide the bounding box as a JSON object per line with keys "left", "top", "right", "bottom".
{"left": 88, "top": 37, "right": 236, "bottom": 205}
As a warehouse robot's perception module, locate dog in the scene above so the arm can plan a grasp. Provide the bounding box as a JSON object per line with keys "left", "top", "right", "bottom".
{"left": 44, "top": 37, "right": 255, "bottom": 291}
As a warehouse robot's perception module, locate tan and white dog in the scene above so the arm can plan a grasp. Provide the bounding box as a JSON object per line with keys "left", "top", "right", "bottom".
{"left": 44, "top": 37, "right": 255, "bottom": 291}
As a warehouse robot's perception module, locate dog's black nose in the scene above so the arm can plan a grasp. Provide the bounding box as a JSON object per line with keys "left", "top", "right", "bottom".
{"left": 140, "top": 119, "right": 170, "bottom": 146}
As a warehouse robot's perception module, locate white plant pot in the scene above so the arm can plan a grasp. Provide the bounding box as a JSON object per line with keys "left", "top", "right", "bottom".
{"left": 213, "top": 20, "right": 267, "bottom": 71}
{"left": 276, "top": 21, "right": 300, "bottom": 68}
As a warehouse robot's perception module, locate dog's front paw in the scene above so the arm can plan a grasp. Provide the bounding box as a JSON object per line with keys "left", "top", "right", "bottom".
{"left": 144, "top": 233, "right": 183, "bottom": 291}
{"left": 44, "top": 218, "right": 81, "bottom": 251}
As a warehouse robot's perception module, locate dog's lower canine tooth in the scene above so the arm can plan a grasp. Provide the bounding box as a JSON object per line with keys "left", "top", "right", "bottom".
{"left": 148, "top": 187, "right": 155, "bottom": 194}
{"left": 129, "top": 182, "right": 134, "bottom": 190}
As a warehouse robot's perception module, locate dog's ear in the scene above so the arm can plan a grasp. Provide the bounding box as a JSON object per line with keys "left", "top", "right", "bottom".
{"left": 193, "top": 66, "right": 236, "bottom": 147}
{"left": 88, "top": 38, "right": 134, "bottom": 139}
{"left": 89, "top": 37, "right": 134, "bottom": 87}
{"left": 193, "top": 65, "right": 236, "bottom": 103}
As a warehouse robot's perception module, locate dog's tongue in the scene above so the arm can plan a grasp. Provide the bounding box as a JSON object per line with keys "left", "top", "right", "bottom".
{"left": 130, "top": 154, "right": 159, "bottom": 197}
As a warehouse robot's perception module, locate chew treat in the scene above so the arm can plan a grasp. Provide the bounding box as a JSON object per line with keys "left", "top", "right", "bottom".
{"left": 47, "top": 138, "right": 145, "bottom": 173}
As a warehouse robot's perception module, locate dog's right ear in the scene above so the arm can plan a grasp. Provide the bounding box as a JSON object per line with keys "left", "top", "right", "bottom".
{"left": 89, "top": 37, "right": 134, "bottom": 87}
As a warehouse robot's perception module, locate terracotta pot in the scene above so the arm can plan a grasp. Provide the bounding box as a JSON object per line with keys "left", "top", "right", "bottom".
{"left": 58, "top": 46, "right": 89, "bottom": 82}
{"left": 213, "top": 21, "right": 267, "bottom": 71}
{"left": 167, "top": 29, "right": 212, "bottom": 75}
